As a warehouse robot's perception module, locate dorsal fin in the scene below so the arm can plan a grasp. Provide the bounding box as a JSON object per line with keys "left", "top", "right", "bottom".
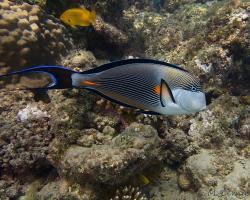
{"left": 81, "top": 59, "right": 188, "bottom": 74}
{"left": 160, "top": 79, "right": 176, "bottom": 107}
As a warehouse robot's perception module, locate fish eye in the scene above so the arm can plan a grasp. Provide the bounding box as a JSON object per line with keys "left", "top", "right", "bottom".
{"left": 68, "top": 19, "right": 71, "bottom": 23}
{"left": 191, "top": 85, "right": 197, "bottom": 92}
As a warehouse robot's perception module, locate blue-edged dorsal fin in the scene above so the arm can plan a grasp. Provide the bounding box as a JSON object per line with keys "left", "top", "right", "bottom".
{"left": 81, "top": 59, "right": 188, "bottom": 74}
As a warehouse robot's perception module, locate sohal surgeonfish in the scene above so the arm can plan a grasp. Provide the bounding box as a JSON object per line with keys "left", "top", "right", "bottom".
{"left": 60, "top": 7, "right": 96, "bottom": 28}
{"left": 0, "top": 59, "right": 206, "bottom": 115}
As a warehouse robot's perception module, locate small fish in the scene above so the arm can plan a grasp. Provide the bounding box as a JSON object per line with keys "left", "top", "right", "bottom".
{"left": 60, "top": 7, "right": 96, "bottom": 28}
{"left": 0, "top": 59, "right": 206, "bottom": 115}
{"left": 153, "top": 0, "right": 163, "bottom": 11}
{"left": 139, "top": 174, "right": 150, "bottom": 185}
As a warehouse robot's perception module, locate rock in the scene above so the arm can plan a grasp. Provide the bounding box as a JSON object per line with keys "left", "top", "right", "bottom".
{"left": 185, "top": 149, "right": 217, "bottom": 188}
{"left": 17, "top": 104, "right": 49, "bottom": 122}
{"left": 102, "top": 126, "right": 115, "bottom": 136}
{"left": 161, "top": 128, "right": 193, "bottom": 165}
{"left": 61, "top": 50, "right": 97, "bottom": 71}
{"left": 93, "top": 16, "right": 129, "bottom": 47}
{"left": 0, "top": 91, "right": 54, "bottom": 175}
{"left": 50, "top": 123, "right": 161, "bottom": 185}
{"left": 182, "top": 149, "right": 250, "bottom": 199}
{"left": 148, "top": 166, "right": 197, "bottom": 200}
{"left": 177, "top": 174, "right": 192, "bottom": 191}
{"left": 0, "top": 178, "right": 21, "bottom": 200}
{"left": 35, "top": 180, "right": 97, "bottom": 200}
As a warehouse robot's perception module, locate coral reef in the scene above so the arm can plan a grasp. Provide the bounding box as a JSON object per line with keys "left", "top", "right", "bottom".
{"left": 35, "top": 179, "right": 97, "bottom": 200}
{"left": 49, "top": 123, "right": 161, "bottom": 185}
{"left": 92, "top": 16, "right": 129, "bottom": 49}
{"left": 123, "top": 0, "right": 250, "bottom": 91}
{"left": 182, "top": 149, "right": 250, "bottom": 200}
{"left": 61, "top": 49, "right": 98, "bottom": 71}
{"left": 0, "top": 0, "right": 249, "bottom": 199}
{"left": 0, "top": 177, "right": 22, "bottom": 200}
{"left": 0, "top": 90, "right": 54, "bottom": 175}
{"left": 110, "top": 185, "right": 148, "bottom": 200}
{"left": 0, "top": 0, "right": 73, "bottom": 74}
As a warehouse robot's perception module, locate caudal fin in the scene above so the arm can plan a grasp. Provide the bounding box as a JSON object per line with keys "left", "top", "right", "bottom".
{"left": 0, "top": 66, "right": 77, "bottom": 90}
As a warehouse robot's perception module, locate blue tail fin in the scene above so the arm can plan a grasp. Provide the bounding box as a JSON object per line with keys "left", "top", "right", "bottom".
{"left": 0, "top": 66, "right": 78, "bottom": 89}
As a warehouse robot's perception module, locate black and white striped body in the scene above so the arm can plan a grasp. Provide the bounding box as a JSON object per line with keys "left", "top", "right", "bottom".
{"left": 72, "top": 60, "right": 206, "bottom": 115}
{"left": 87, "top": 63, "right": 162, "bottom": 112}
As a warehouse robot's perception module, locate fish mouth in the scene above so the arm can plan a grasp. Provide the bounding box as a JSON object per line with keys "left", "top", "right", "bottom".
{"left": 178, "top": 91, "right": 206, "bottom": 112}
{"left": 205, "top": 92, "right": 212, "bottom": 106}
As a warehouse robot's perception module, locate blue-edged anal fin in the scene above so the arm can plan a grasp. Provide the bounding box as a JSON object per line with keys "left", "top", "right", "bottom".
{"left": 160, "top": 79, "right": 175, "bottom": 107}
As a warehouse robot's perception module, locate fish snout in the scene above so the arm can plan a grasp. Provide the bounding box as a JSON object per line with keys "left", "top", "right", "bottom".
{"left": 186, "top": 91, "right": 206, "bottom": 112}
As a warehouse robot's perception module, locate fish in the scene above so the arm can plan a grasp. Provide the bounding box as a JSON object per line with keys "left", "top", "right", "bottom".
{"left": 139, "top": 174, "right": 150, "bottom": 185}
{"left": 153, "top": 0, "right": 163, "bottom": 11}
{"left": 0, "top": 59, "right": 207, "bottom": 115}
{"left": 60, "top": 7, "right": 96, "bottom": 28}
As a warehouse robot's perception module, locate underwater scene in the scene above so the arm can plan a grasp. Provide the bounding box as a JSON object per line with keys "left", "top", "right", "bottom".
{"left": 0, "top": 0, "right": 249, "bottom": 199}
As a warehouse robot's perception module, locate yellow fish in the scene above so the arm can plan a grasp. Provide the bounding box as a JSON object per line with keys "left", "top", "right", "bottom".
{"left": 60, "top": 7, "right": 96, "bottom": 29}
{"left": 139, "top": 174, "right": 150, "bottom": 185}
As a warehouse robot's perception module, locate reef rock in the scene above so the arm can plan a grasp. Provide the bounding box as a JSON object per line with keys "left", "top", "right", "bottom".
{"left": 123, "top": 0, "right": 250, "bottom": 92}
{"left": 0, "top": 90, "right": 54, "bottom": 175}
{"left": 35, "top": 179, "right": 97, "bottom": 200}
{"left": 60, "top": 49, "right": 98, "bottom": 71}
{"left": 49, "top": 123, "right": 161, "bottom": 185}
{"left": 0, "top": 0, "right": 73, "bottom": 74}
{"left": 93, "top": 16, "right": 129, "bottom": 48}
{"left": 182, "top": 149, "right": 250, "bottom": 200}
{"left": 110, "top": 185, "right": 148, "bottom": 200}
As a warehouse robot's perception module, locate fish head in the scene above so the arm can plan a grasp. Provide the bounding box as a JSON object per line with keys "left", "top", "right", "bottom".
{"left": 165, "top": 69, "right": 207, "bottom": 114}
{"left": 60, "top": 11, "right": 74, "bottom": 26}
{"left": 60, "top": 13, "right": 67, "bottom": 24}
{"left": 174, "top": 88, "right": 206, "bottom": 113}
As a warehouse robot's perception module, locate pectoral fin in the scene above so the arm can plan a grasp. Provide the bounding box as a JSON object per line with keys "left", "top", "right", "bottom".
{"left": 70, "top": 24, "right": 77, "bottom": 29}
{"left": 160, "top": 79, "right": 175, "bottom": 107}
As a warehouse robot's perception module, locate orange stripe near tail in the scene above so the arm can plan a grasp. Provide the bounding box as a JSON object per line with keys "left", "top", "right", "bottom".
{"left": 81, "top": 80, "right": 97, "bottom": 86}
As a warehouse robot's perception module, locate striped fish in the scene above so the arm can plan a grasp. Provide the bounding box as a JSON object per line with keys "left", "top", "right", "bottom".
{"left": 0, "top": 59, "right": 206, "bottom": 115}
